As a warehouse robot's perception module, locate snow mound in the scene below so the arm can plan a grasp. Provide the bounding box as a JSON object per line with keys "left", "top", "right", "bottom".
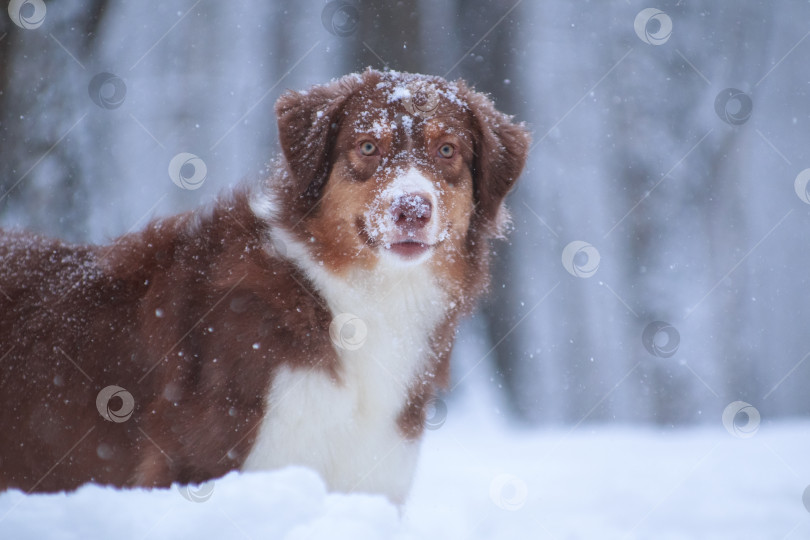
{"left": 2, "top": 403, "right": 809, "bottom": 539}
{"left": 0, "top": 467, "right": 408, "bottom": 540}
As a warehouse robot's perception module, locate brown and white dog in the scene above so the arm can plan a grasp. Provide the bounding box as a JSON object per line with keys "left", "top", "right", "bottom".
{"left": 0, "top": 69, "right": 529, "bottom": 504}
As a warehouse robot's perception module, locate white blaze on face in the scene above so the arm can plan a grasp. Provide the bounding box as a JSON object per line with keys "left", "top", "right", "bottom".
{"left": 364, "top": 167, "right": 442, "bottom": 249}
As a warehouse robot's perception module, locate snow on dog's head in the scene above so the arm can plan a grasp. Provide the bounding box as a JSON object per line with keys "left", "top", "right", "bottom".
{"left": 264, "top": 68, "right": 530, "bottom": 288}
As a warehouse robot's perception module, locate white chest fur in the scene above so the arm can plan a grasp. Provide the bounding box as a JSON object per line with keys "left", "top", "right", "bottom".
{"left": 242, "top": 228, "right": 446, "bottom": 504}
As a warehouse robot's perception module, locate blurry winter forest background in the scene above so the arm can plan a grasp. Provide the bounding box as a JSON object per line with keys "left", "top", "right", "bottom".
{"left": 1, "top": 0, "right": 809, "bottom": 427}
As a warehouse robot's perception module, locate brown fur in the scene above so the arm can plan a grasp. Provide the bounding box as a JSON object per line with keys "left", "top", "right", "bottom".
{"left": 0, "top": 69, "right": 529, "bottom": 494}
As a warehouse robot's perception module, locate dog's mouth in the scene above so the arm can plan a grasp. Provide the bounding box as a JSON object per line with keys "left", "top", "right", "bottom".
{"left": 386, "top": 240, "right": 432, "bottom": 259}
{"left": 356, "top": 214, "right": 442, "bottom": 262}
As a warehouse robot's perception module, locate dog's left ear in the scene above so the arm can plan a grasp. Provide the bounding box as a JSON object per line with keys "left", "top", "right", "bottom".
{"left": 462, "top": 85, "right": 531, "bottom": 235}
{"left": 275, "top": 75, "right": 363, "bottom": 204}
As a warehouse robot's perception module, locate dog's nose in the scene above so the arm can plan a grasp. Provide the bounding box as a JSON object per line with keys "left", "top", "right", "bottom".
{"left": 391, "top": 194, "right": 432, "bottom": 229}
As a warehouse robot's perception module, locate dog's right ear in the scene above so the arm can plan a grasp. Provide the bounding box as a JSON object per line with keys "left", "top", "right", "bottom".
{"left": 275, "top": 77, "right": 362, "bottom": 204}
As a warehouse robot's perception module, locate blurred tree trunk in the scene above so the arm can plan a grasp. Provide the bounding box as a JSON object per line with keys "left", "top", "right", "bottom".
{"left": 0, "top": 0, "right": 109, "bottom": 241}
{"left": 342, "top": 0, "right": 423, "bottom": 73}
{"left": 452, "top": 0, "right": 527, "bottom": 417}
{"left": 608, "top": 1, "right": 774, "bottom": 424}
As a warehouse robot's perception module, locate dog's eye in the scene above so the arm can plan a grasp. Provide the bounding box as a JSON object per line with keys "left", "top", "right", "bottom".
{"left": 359, "top": 141, "right": 378, "bottom": 156}
{"left": 438, "top": 144, "right": 455, "bottom": 158}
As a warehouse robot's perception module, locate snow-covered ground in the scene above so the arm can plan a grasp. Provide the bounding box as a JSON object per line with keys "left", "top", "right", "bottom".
{"left": 1, "top": 389, "right": 808, "bottom": 540}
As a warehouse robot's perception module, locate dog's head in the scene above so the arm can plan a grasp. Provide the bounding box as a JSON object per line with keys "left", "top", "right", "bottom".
{"left": 266, "top": 69, "right": 530, "bottom": 277}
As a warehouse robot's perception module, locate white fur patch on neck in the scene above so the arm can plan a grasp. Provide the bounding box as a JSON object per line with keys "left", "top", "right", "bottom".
{"left": 243, "top": 223, "right": 447, "bottom": 503}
